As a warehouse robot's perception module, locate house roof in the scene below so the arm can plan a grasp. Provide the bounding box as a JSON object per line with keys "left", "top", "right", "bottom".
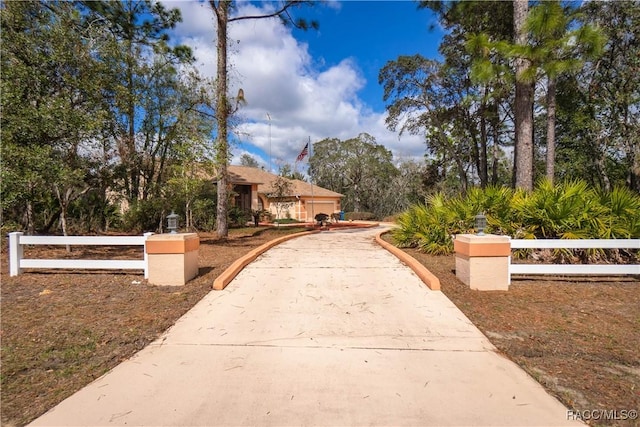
{"left": 226, "top": 165, "right": 343, "bottom": 198}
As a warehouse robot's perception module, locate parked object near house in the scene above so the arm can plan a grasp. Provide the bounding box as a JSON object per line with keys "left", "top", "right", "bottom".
{"left": 218, "top": 166, "right": 343, "bottom": 222}
{"left": 315, "top": 213, "right": 330, "bottom": 226}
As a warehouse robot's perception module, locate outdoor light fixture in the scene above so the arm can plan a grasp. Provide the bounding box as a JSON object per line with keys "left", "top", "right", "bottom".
{"left": 475, "top": 212, "right": 487, "bottom": 236}
{"left": 167, "top": 211, "right": 179, "bottom": 234}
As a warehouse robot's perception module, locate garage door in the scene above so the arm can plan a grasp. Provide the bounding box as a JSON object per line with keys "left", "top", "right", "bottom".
{"left": 307, "top": 202, "right": 335, "bottom": 220}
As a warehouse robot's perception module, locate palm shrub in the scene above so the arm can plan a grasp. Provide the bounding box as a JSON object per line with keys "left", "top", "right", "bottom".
{"left": 392, "top": 179, "right": 640, "bottom": 259}
{"left": 596, "top": 186, "right": 640, "bottom": 238}
{"left": 392, "top": 193, "right": 459, "bottom": 254}
{"left": 464, "top": 186, "right": 517, "bottom": 236}
{"left": 512, "top": 179, "right": 607, "bottom": 239}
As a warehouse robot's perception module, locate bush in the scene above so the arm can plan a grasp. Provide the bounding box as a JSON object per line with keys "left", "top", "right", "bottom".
{"left": 228, "top": 206, "right": 250, "bottom": 228}
{"left": 260, "top": 210, "right": 273, "bottom": 223}
{"left": 383, "top": 214, "right": 401, "bottom": 223}
{"left": 122, "top": 199, "right": 166, "bottom": 233}
{"left": 275, "top": 218, "right": 302, "bottom": 224}
{"left": 344, "top": 211, "right": 376, "bottom": 221}
{"left": 393, "top": 179, "right": 640, "bottom": 255}
{"left": 191, "top": 199, "right": 216, "bottom": 231}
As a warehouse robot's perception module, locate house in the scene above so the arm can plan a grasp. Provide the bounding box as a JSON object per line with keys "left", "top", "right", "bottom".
{"left": 224, "top": 165, "right": 343, "bottom": 222}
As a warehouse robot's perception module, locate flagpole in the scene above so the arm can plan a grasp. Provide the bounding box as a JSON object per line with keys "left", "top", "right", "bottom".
{"left": 309, "top": 136, "right": 313, "bottom": 223}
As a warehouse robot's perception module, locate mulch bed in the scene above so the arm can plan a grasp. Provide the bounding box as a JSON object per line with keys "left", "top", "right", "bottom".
{"left": 0, "top": 227, "right": 306, "bottom": 427}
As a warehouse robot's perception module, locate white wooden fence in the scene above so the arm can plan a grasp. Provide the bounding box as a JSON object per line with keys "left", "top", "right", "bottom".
{"left": 8, "top": 232, "right": 153, "bottom": 278}
{"left": 509, "top": 238, "right": 640, "bottom": 276}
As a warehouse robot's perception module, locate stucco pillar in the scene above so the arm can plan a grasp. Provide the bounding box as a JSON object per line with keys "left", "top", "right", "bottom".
{"left": 146, "top": 233, "right": 199, "bottom": 286}
{"left": 454, "top": 234, "right": 511, "bottom": 291}
{"left": 251, "top": 184, "right": 259, "bottom": 211}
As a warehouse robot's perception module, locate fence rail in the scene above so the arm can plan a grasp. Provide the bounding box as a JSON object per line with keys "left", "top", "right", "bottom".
{"left": 509, "top": 238, "right": 640, "bottom": 276}
{"left": 8, "top": 232, "right": 152, "bottom": 277}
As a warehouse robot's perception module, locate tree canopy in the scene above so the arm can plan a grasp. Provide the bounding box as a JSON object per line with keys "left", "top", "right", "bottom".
{"left": 385, "top": 0, "right": 638, "bottom": 193}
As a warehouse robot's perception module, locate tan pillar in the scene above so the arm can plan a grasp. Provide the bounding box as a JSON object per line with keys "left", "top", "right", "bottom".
{"left": 454, "top": 234, "right": 511, "bottom": 291}
{"left": 146, "top": 233, "right": 199, "bottom": 286}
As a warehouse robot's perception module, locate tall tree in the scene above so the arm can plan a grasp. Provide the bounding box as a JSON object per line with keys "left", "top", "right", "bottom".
{"left": 468, "top": 2, "right": 605, "bottom": 186}
{"left": 579, "top": 1, "right": 640, "bottom": 191}
{"left": 418, "top": 1, "right": 514, "bottom": 188}
{"left": 380, "top": 55, "right": 496, "bottom": 192}
{"left": 239, "top": 153, "right": 260, "bottom": 168}
{"left": 523, "top": 1, "right": 605, "bottom": 184}
{"left": 513, "top": 0, "right": 534, "bottom": 190}
{"left": 208, "top": 1, "right": 317, "bottom": 238}
{"left": 1, "top": 1, "right": 106, "bottom": 233}
{"left": 80, "top": 0, "right": 193, "bottom": 204}
{"left": 310, "top": 134, "right": 398, "bottom": 216}
{"left": 279, "top": 163, "right": 306, "bottom": 181}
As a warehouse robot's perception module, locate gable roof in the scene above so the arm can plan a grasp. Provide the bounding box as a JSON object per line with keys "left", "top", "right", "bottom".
{"left": 226, "top": 165, "right": 343, "bottom": 198}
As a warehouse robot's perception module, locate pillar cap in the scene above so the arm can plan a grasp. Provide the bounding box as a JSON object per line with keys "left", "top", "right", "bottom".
{"left": 146, "top": 233, "right": 199, "bottom": 254}
{"left": 455, "top": 234, "right": 510, "bottom": 243}
{"left": 454, "top": 234, "right": 510, "bottom": 257}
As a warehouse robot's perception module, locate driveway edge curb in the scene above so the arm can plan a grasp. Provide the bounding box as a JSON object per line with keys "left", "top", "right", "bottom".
{"left": 375, "top": 230, "right": 441, "bottom": 291}
{"left": 212, "top": 230, "right": 321, "bottom": 290}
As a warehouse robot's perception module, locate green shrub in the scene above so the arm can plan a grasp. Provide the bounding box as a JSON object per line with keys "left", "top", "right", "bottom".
{"left": 122, "top": 199, "right": 166, "bottom": 232}
{"left": 595, "top": 186, "right": 640, "bottom": 238}
{"left": 191, "top": 199, "right": 216, "bottom": 231}
{"left": 274, "top": 218, "right": 301, "bottom": 224}
{"left": 344, "top": 211, "right": 376, "bottom": 221}
{"left": 228, "top": 206, "right": 250, "bottom": 228}
{"left": 260, "top": 210, "right": 273, "bottom": 223}
{"left": 393, "top": 179, "right": 640, "bottom": 256}
{"left": 383, "top": 214, "right": 400, "bottom": 223}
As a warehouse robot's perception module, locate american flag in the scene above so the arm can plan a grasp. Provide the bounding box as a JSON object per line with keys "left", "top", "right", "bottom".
{"left": 296, "top": 143, "right": 309, "bottom": 162}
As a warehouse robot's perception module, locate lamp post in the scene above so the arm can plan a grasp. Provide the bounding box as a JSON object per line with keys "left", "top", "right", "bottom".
{"left": 167, "top": 211, "right": 179, "bottom": 234}
{"left": 475, "top": 212, "right": 487, "bottom": 236}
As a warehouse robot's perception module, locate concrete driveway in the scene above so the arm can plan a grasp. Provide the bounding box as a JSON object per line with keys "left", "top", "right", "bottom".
{"left": 30, "top": 226, "right": 580, "bottom": 426}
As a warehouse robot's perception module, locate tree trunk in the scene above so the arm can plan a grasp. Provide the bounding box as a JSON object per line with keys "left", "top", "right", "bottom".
{"left": 631, "top": 144, "right": 640, "bottom": 193}
{"left": 469, "top": 117, "right": 482, "bottom": 187}
{"left": 513, "top": 0, "right": 534, "bottom": 191}
{"left": 545, "top": 77, "right": 557, "bottom": 184}
{"left": 490, "top": 103, "right": 501, "bottom": 185}
{"left": 126, "top": 35, "right": 139, "bottom": 203}
{"left": 54, "top": 186, "right": 71, "bottom": 252}
{"left": 479, "top": 103, "right": 489, "bottom": 188}
{"left": 455, "top": 157, "right": 469, "bottom": 194}
{"left": 596, "top": 144, "right": 611, "bottom": 191}
{"left": 212, "top": 1, "right": 230, "bottom": 238}
{"left": 26, "top": 199, "right": 34, "bottom": 235}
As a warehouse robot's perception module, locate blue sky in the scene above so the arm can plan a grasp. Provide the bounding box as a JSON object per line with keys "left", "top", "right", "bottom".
{"left": 166, "top": 1, "right": 445, "bottom": 171}
{"left": 292, "top": 1, "right": 443, "bottom": 110}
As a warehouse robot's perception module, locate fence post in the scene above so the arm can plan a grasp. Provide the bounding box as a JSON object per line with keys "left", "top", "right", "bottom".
{"left": 143, "top": 232, "right": 153, "bottom": 280}
{"left": 146, "top": 233, "right": 199, "bottom": 286}
{"left": 453, "top": 233, "right": 511, "bottom": 291}
{"left": 9, "top": 232, "right": 24, "bottom": 277}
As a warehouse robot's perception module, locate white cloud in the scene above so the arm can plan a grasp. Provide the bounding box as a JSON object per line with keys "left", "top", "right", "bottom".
{"left": 165, "top": 1, "right": 425, "bottom": 165}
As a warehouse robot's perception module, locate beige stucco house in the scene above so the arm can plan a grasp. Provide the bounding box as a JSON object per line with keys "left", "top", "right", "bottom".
{"left": 225, "top": 165, "right": 343, "bottom": 222}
